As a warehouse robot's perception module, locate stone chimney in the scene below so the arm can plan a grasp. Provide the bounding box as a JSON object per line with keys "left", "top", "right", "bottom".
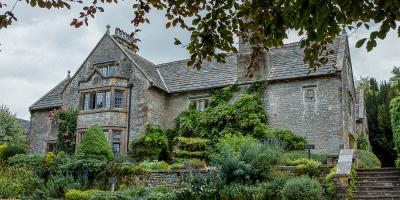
{"left": 237, "top": 37, "right": 270, "bottom": 83}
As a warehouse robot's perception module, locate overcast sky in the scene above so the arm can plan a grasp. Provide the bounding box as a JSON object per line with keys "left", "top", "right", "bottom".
{"left": 0, "top": 1, "right": 399, "bottom": 120}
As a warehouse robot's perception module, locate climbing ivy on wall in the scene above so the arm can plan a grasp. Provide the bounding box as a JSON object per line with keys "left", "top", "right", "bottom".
{"left": 175, "top": 82, "right": 269, "bottom": 143}
{"left": 50, "top": 107, "right": 78, "bottom": 155}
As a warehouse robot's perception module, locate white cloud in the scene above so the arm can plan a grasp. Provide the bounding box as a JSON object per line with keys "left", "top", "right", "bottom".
{"left": 0, "top": 3, "right": 399, "bottom": 120}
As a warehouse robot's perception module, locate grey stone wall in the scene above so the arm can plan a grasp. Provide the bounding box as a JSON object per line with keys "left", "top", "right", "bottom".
{"left": 145, "top": 89, "right": 167, "bottom": 127}
{"left": 265, "top": 76, "right": 342, "bottom": 153}
{"left": 28, "top": 109, "right": 53, "bottom": 153}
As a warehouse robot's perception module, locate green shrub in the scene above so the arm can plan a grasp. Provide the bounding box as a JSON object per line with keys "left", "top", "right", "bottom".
{"left": 397, "top": 158, "right": 400, "bottom": 168}
{"left": 65, "top": 189, "right": 99, "bottom": 200}
{"left": 8, "top": 153, "right": 43, "bottom": 168}
{"left": 281, "top": 176, "right": 324, "bottom": 200}
{"left": 170, "top": 162, "right": 185, "bottom": 170}
{"left": 0, "top": 105, "right": 26, "bottom": 148}
{"left": 89, "top": 190, "right": 132, "bottom": 200}
{"left": 356, "top": 133, "right": 370, "bottom": 151}
{"left": 175, "top": 149, "right": 208, "bottom": 159}
{"left": 50, "top": 108, "right": 78, "bottom": 155}
{"left": 0, "top": 144, "right": 7, "bottom": 160}
{"left": 211, "top": 134, "right": 283, "bottom": 184}
{"left": 262, "top": 176, "right": 289, "bottom": 200}
{"left": 0, "top": 164, "right": 35, "bottom": 198}
{"left": 390, "top": 95, "right": 400, "bottom": 166}
{"left": 282, "top": 150, "right": 328, "bottom": 164}
{"left": 266, "top": 129, "right": 307, "bottom": 151}
{"left": 138, "top": 160, "right": 170, "bottom": 170}
{"left": 77, "top": 125, "right": 113, "bottom": 161}
{"left": 130, "top": 124, "right": 169, "bottom": 161}
{"left": 189, "top": 158, "right": 207, "bottom": 169}
{"left": 292, "top": 159, "right": 321, "bottom": 178}
{"left": 44, "top": 152, "right": 56, "bottom": 167}
{"left": 219, "top": 184, "right": 266, "bottom": 200}
{"left": 174, "top": 137, "right": 210, "bottom": 159}
{"left": 324, "top": 166, "right": 336, "bottom": 197}
{"left": 356, "top": 149, "right": 381, "bottom": 168}
{"left": 2, "top": 145, "right": 25, "bottom": 160}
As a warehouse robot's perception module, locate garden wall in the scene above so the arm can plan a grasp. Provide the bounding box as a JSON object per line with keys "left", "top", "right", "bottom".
{"left": 127, "top": 169, "right": 212, "bottom": 188}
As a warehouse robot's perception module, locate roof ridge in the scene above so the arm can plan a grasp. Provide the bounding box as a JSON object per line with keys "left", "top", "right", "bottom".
{"left": 157, "top": 53, "right": 238, "bottom": 68}
{"left": 156, "top": 68, "right": 169, "bottom": 93}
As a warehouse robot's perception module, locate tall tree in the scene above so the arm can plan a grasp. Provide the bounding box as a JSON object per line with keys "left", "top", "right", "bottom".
{"left": 0, "top": 105, "right": 26, "bottom": 148}
{"left": 1, "top": 1, "right": 399, "bottom": 73}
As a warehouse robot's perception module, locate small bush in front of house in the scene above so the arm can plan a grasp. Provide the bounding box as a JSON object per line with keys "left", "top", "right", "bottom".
{"left": 138, "top": 160, "right": 170, "bottom": 170}
{"left": 292, "top": 159, "right": 322, "bottom": 178}
{"left": 281, "top": 176, "right": 324, "bottom": 200}
{"left": 2, "top": 144, "right": 25, "bottom": 160}
{"left": 0, "top": 144, "right": 7, "bottom": 160}
{"left": 282, "top": 150, "right": 328, "bottom": 164}
{"left": 0, "top": 164, "right": 35, "bottom": 199}
{"left": 356, "top": 149, "right": 381, "bottom": 168}
{"left": 174, "top": 136, "right": 210, "bottom": 160}
{"left": 77, "top": 125, "right": 113, "bottom": 161}
{"left": 130, "top": 124, "right": 169, "bottom": 161}
{"left": 211, "top": 134, "right": 283, "bottom": 184}
{"left": 189, "top": 158, "right": 207, "bottom": 169}
{"left": 65, "top": 189, "right": 99, "bottom": 200}
{"left": 266, "top": 129, "right": 307, "bottom": 151}
{"left": 8, "top": 153, "right": 43, "bottom": 169}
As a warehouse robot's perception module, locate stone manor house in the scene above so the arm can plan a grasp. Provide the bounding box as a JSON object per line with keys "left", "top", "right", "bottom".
{"left": 28, "top": 28, "right": 368, "bottom": 155}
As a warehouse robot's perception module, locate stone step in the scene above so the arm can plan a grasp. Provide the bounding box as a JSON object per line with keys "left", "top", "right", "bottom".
{"left": 355, "top": 185, "right": 400, "bottom": 192}
{"left": 353, "top": 190, "right": 400, "bottom": 196}
{"left": 353, "top": 194, "right": 400, "bottom": 200}
{"left": 357, "top": 176, "right": 400, "bottom": 182}
{"left": 356, "top": 181, "right": 400, "bottom": 187}
{"left": 357, "top": 167, "right": 399, "bottom": 172}
{"left": 357, "top": 171, "right": 400, "bottom": 177}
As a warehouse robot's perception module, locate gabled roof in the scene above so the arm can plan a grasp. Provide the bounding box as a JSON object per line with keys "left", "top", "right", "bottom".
{"left": 30, "top": 77, "right": 71, "bottom": 111}
{"left": 267, "top": 38, "right": 341, "bottom": 81}
{"left": 157, "top": 54, "right": 238, "bottom": 93}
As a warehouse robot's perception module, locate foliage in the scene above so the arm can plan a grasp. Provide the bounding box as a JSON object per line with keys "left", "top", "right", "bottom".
{"left": 189, "top": 158, "right": 207, "bottom": 169}
{"left": 210, "top": 134, "right": 283, "bottom": 184}
{"left": 282, "top": 150, "right": 328, "bottom": 164}
{"left": 77, "top": 124, "right": 113, "bottom": 161}
{"left": 390, "top": 94, "right": 400, "bottom": 168}
{"left": 8, "top": 153, "right": 43, "bottom": 168}
{"left": 50, "top": 108, "right": 78, "bottom": 155}
{"left": 219, "top": 183, "right": 267, "bottom": 200}
{"left": 175, "top": 85, "right": 269, "bottom": 144}
{"left": 130, "top": 124, "right": 169, "bottom": 161}
{"left": 65, "top": 189, "right": 99, "bottom": 200}
{"left": 0, "top": 143, "right": 6, "bottom": 160}
{"left": 138, "top": 160, "right": 170, "bottom": 170}
{"left": 0, "top": 164, "right": 35, "bottom": 199}
{"left": 356, "top": 149, "right": 381, "bottom": 168}
{"left": 358, "top": 77, "right": 396, "bottom": 166}
{"left": 170, "top": 162, "right": 185, "bottom": 170}
{"left": 0, "top": 105, "right": 26, "bottom": 148}
{"left": 1, "top": 144, "right": 25, "bottom": 160}
{"left": 174, "top": 137, "right": 210, "bottom": 160}
{"left": 324, "top": 166, "right": 336, "bottom": 198}
{"left": 357, "top": 133, "right": 370, "bottom": 151}
{"left": 292, "top": 159, "right": 322, "bottom": 178}
{"left": 89, "top": 190, "right": 132, "bottom": 200}
{"left": 44, "top": 152, "right": 56, "bottom": 167}
{"left": 281, "top": 176, "right": 324, "bottom": 200}
{"left": 266, "top": 129, "right": 307, "bottom": 151}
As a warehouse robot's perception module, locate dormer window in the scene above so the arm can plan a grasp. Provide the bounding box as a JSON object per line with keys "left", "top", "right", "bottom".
{"left": 98, "top": 63, "right": 116, "bottom": 77}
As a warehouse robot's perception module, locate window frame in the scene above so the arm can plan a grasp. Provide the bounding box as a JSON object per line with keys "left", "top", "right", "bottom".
{"left": 96, "top": 62, "right": 117, "bottom": 77}
{"left": 303, "top": 85, "right": 317, "bottom": 103}
{"left": 114, "top": 90, "right": 124, "bottom": 109}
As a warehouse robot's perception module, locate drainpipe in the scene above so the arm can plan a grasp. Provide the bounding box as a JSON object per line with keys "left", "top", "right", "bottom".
{"left": 127, "top": 83, "right": 134, "bottom": 153}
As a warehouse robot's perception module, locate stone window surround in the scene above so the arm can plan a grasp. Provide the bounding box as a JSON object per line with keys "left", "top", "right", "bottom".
{"left": 46, "top": 140, "right": 56, "bottom": 153}
{"left": 94, "top": 61, "right": 119, "bottom": 77}
{"left": 189, "top": 94, "right": 209, "bottom": 111}
{"left": 79, "top": 86, "right": 127, "bottom": 114}
{"left": 76, "top": 127, "right": 126, "bottom": 154}
{"left": 303, "top": 85, "right": 317, "bottom": 102}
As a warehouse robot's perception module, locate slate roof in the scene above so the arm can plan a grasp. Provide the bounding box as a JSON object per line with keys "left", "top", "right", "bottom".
{"left": 267, "top": 39, "right": 340, "bottom": 81}
{"left": 157, "top": 54, "right": 238, "bottom": 93}
{"left": 29, "top": 77, "right": 71, "bottom": 111}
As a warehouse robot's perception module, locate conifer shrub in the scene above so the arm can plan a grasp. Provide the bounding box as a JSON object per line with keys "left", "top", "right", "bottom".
{"left": 77, "top": 125, "right": 113, "bottom": 161}
{"left": 129, "top": 124, "right": 169, "bottom": 161}
{"left": 356, "top": 133, "right": 370, "bottom": 151}
{"left": 174, "top": 136, "right": 210, "bottom": 159}
{"left": 281, "top": 176, "right": 324, "bottom": 200}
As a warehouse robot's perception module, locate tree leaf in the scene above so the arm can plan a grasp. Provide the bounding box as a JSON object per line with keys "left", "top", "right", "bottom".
{"left": 355, "top": 38, "right": 367, "bottom": 48}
